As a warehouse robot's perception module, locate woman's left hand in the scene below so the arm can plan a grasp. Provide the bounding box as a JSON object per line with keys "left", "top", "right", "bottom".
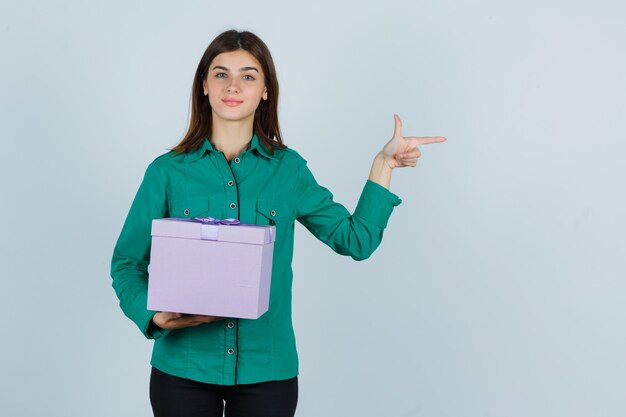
{"left": 380, "top": 114, "right": 446, "bottom": 169}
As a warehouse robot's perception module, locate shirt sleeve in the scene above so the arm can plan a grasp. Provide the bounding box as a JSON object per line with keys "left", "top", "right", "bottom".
{"left": 295, "top": 160, "right": 402, "bottom": 261}
{"left": 110, "top": 162, "right": 172, "bottom": 339}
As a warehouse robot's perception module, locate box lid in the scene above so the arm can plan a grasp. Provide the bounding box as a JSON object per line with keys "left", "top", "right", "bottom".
{"left": 151, "top": 218, "right": 275, "bottom": 244}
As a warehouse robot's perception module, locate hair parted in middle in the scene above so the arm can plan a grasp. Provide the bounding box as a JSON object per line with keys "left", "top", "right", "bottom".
{"left": 172, "top": 29, "right": 286, "bottom": 155}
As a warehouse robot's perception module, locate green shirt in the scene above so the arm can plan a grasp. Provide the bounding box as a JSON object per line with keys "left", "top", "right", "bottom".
{"left": 110, "top": 132, "right": 402, "bottom": 385}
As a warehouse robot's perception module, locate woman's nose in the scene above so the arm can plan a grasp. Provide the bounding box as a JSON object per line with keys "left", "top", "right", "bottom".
{"left": 227, "top": 79, "right": 240, "bottom": 93}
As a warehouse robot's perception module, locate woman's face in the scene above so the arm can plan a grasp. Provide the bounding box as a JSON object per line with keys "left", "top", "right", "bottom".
{"left": 203, "top": 49, "right": 268, "bottom": 127}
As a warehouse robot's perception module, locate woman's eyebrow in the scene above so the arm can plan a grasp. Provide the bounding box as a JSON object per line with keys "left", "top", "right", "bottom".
{"left": 211, "top": 65, "right": 259, "bottom": 73}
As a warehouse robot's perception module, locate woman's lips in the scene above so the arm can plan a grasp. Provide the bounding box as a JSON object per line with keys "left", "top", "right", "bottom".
{"left": 223, "top": 99, "right": 243, "bottom": 107}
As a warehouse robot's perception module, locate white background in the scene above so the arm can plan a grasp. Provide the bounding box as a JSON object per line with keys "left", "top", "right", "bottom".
{"left": 1, "top": 1, "right": 625, "bottom": 416}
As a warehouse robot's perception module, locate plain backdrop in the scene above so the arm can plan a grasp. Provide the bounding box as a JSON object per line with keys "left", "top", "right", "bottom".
{"left": 1, "top": 1, "right": 625, "bottom": 416}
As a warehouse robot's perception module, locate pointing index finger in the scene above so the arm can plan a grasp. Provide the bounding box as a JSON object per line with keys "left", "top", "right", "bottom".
{"left": 408, "top": 136, "right": 447, "bottom": 145}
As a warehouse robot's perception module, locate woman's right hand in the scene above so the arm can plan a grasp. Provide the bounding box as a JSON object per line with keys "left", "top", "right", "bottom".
{"left": 152, "top": 311, "right": 224, "bottom": 330}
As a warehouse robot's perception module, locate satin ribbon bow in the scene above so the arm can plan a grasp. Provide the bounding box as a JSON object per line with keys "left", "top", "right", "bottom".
{"left": 191, "top": 217, "right": 240, "bottom": 240}
{"left": 192, "top": 217, "right": 240, "bottom": 225}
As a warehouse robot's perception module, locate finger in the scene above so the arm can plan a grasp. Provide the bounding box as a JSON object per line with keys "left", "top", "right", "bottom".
{"left": 178, "top": 320, "right": 204, "bottom": 327}
{"left": 172, "top": 318, "right": 206, "bottom": 328}
{"left": 197, "top": 315, "right": 219, "bottom": 323}
{"left": 397, "top": 156, "right": 418, "bottom": 163}
{"left": 403, "top": 159, "right": 418, "bottom": 167}
{"left": 397, "top": 159, "right": 419, "bottom": 167}
{"left": 406, "top": 136, "right": 446, "bottom": 146}
{"left": 161, "top": 311, "right": 183, "bottom": 321}
{"left": 395, "top": 156, "right": 420, "bottom": 164}
{"left": 183, "top": 314, "right": 222, "bottom": 323}
{"left": 396, "top": 150, "right": 421, "bottom": 159}
{"left": 393, "top": 114, "right": 402, "bottom": 138}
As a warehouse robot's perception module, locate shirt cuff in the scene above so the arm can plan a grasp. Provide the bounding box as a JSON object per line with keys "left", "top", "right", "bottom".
{"left": 142, "top": 310, "right": 172, "bottom": 340}
{"left": 353, "top": 180, "right": 402, "bottom": 229}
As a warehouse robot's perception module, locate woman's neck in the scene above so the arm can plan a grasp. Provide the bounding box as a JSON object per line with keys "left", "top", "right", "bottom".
{"left": 210, "top": 119, "right": 254, "bottom": 162}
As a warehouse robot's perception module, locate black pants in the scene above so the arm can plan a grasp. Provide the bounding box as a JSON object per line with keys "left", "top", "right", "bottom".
{"left": 149, "top": 367, "right": 298, "bottom": 417}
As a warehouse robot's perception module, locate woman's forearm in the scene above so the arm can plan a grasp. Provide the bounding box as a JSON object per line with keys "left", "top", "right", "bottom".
{"left": 368, "top": 151, "right": 394, "bottom": 190}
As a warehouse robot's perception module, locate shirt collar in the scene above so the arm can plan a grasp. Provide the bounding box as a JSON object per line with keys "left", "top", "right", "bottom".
{"left": 184, "top": 132, "right": 274, "bottom": 162}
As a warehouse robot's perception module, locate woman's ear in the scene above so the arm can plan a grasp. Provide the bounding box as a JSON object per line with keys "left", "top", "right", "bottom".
{"left": 263, "top": 87, "right": 268, "bottom": 100}
{"left": 203, "top": 80, "right": 208, "bottom": 96}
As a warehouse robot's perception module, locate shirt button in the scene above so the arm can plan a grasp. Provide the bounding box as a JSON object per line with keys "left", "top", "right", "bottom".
{"left": 270, "top": 209, "right": 276, "bottom": 217}
{"left": 227, "top": 322, "right": 235, "bottom": 329}
{"left": 183, "top": 209, "right": 190, "bottom": 215}
{"left": 227, "top": 180, "right": 234, "bottom": 186}
{"left": 234, "top": 157, "right": 241, "bottom": 163}
{"left": 227, "top": 348, "right": 235, "bottom": 355}
{"left": 230, "top": 203, "right": 237, "bottom": 209}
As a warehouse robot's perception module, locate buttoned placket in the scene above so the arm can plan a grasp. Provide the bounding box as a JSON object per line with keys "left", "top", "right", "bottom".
{"left": 216, "top": 149, "right": 246, "bottom": 385}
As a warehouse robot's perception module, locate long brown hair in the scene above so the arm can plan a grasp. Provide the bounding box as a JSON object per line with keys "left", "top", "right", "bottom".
{"left": 171, "top": 29, "right": 285, "bottom": 155}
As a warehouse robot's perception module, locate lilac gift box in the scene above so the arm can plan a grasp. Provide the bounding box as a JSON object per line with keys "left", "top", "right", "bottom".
{"left": 147, "top": 217, "right": 275, "bottom": 319}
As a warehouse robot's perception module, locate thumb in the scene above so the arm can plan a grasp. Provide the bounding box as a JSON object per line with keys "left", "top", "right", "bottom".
{"left": 392, "top": 114, "right": 402, "bottom": 138}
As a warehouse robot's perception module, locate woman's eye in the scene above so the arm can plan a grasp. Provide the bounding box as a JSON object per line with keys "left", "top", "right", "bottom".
{"left": 243, "top": 75, "right": 255, "bottom": 81}
{"left": 216, "top": 73, "right": 227, "bottom": 78}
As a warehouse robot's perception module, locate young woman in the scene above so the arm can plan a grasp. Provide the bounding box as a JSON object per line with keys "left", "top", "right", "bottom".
{"left": 111, "top": 29, "right": 445, "bottom": 417}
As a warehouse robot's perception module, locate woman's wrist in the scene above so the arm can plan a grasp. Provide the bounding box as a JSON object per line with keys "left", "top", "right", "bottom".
{"left": 368, "top": 151, "right": 394, "bottom": 190}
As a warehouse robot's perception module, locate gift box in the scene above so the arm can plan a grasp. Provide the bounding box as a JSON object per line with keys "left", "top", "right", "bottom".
{"left": 147, "top": 217, "right": 275, "bottom": 319}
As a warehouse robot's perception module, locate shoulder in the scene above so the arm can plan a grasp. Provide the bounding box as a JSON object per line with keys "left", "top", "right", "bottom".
{"left": 138, "top": 150, "right": 183, "bottom": 182}
{"left": 146, "top": 150, "right": 184, "bottom": 170}
{"left": 274, "top": 146, "right": 309, "bottom": 168}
